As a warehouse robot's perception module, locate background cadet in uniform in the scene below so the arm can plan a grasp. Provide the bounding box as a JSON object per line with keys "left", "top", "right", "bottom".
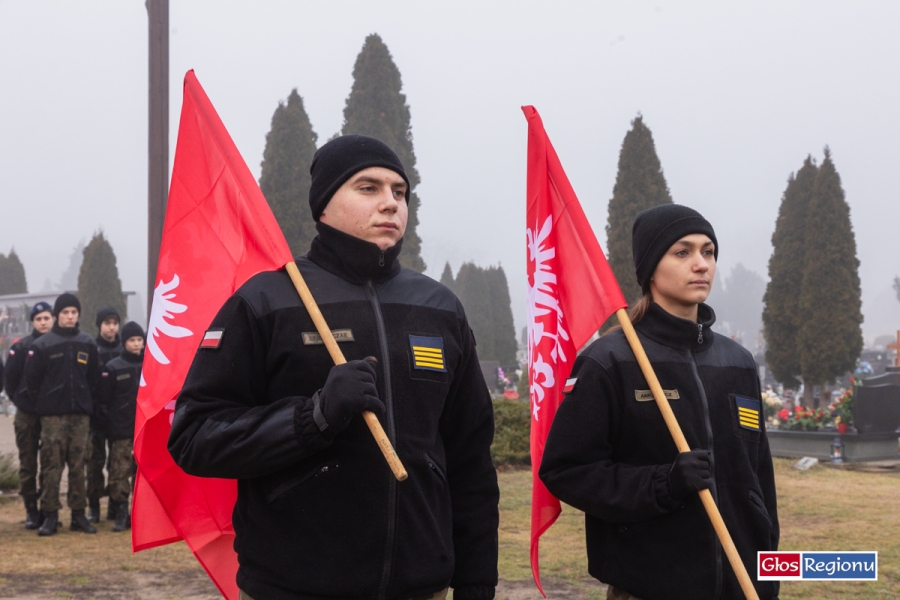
{"left": 540, "top": 205, "right": 779, "bottom": 600}
{"left": 4, "top": 301, "right": 54, "bottom": 529}
{"left": 24, "top": 293, "right": 101, "bottom": 536}
{"left": 96, "top": 321, "right": 144, "bottom": 532}
{"left": 169, "top": 135, "right": 499, "bottom": 600}
{"left": 87, "top": 306, "right": 122, "bottom": 522}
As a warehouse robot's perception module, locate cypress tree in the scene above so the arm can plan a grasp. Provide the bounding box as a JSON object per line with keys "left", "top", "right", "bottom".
{"left": 797, "top": 148, "right": 863, "bottom": 399}
{"left": 439, "top": 262, "right": 455, "bottom": 293}
{"left": 486, "top": 265, "right": 518, "bottom": 365}
{"left": 455, "top": 263, "right": 493, "bottom": 359}
{"left": 0, "top": 250, "right": 28, "bottom": 295}
{"left": 342, "top": 34, "right": 425, "bottom": 272}
{"left": 77, "top": 232, "right": 126, "bottom": 334}
{"left": 259, "top": 89, "right": 319, "bottom": 257}
{"left": 605, "top": 115, "right": 673, "bottom": 306}
{"left": 762, "top": 157, "right": 818, "bottom": 389}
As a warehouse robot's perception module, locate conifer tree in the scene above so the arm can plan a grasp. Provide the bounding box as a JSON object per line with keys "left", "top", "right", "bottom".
{"left": 439, "top": 262, "right": 455, "bottom": 293}
{"left": 605, "top": 115, "right": 673, "bottom": 306}
{"left": 0, "top": 249, "right": 28, "bottom": 294}
{"left": 797, "top": 148, "right": 863, "bottom": 398}
{"left": 77, "top": 232, "right": 126, "bottom": 334}
{"left": 763, "top": 157, "right": 818, "bottom": 389}
{"left": 455, "top": 263, "right": 493, "bottom": 359}
{"left": 342, "top": 34, "right": 425, "bottom": 272}
{"left": 259, "top": 89, "right": 319, "bottom": 257}
{"left": 486, "top": 265, "right": 518, "bottom": 365}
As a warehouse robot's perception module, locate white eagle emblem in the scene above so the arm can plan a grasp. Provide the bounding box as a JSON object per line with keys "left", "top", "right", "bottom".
{"left": 142, "top": 274, "right": 193, "bottom": 387}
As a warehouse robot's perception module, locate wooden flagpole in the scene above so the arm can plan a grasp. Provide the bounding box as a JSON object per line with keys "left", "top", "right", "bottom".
{"left": 285, "top": 261, "right": 408, "bottom": 482}
{"left": 615, "top": 308, "right": 759, "bottom": 600}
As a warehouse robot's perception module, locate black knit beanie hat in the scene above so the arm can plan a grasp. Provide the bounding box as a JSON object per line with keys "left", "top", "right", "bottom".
{"left": 53, "top": 293, "right": 81, "bottom": 316}
{"left": 30, "top": 301, "right": 52, "bottom": 320}
{"left": 121, "top": 321, "right": 145, "bottom": 342}
{"left": 308, "top": 134, "right": 410, "bottom": 221}
{"left": 632, "top": 204, "right": 718, "bottom": 293}
{"left": 95, "top": 306, "right": 121, "bottom": 328}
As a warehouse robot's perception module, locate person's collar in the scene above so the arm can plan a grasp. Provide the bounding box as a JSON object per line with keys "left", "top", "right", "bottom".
{"left": 96, "top": 334, "right": 120, "bottom": 349}
{"left": 307, "top": 222, "right": 403, "bottom": 285}
{"left": 31, "top": 329, "right": 45, "bottom": 340}
{"left": 636, "top": 301, "right": 716, "bottom": 353}
{"left": 52, "top": 323, "right": 80, "bottom": 337}
{"left": 121, "top": 349, "right": 144, "bottom": 363}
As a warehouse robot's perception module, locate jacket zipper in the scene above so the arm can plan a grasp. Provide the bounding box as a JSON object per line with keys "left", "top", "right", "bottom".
{"left": 697, "top": 323, "right": 704, "bottom": 344}
{"left": 366, "top": 281, "right": 397, "bottom": 600}
{"left": 688, "top": 349, "right": 722, "bottom": 599}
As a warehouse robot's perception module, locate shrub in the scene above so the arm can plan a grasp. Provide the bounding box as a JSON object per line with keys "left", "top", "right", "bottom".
{"left": 491, "top": 399, "right": 530, "bottom": 467}
{"left": 0, "top": 452, "right": 19, "bottom": 491}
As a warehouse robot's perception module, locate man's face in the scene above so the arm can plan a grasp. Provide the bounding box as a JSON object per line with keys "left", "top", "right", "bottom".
{"left": 100, "top": 316, "right": 119, "bottom": 341}
{"left": 57, "top": 307, "right": 79, "bottom": 328}
{"left": 32, "top": 311, "right": 53, "bottom": 334}
{"left": 320, "top": 167, "right": 408, "bottom": 251}
{"left": 124, "top": 336, "right": 144, "bottom": 355}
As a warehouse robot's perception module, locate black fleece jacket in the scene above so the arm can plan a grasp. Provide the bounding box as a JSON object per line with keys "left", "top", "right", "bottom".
{"left": 168, "top": 224, "right": 499, "bottom": 600}
{"left": 4, "top": 330, "right": 43, "bottom": 413}
{"left": 539, "top": 303, "right": 779, "bottom": 600}
{"left": 24, "top": 324, "right": 100, "bottom": 417}
{"left": 96, "top": 334, "right": 122, "bottom": 367}
{"left": 97, "top": 350, "right": 143, "bottom": 441}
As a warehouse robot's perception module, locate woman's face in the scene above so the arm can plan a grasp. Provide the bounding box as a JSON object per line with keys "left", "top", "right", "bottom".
{"left": 649, "top": 234, "right": 716, "bottom": 316}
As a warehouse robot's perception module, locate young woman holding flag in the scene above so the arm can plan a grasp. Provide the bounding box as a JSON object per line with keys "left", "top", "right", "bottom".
{"left": 539, "top": 204, "right": 779, "bottom": 600}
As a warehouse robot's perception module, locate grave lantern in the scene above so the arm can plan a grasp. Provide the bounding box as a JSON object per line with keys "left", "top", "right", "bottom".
{"left": 830, "top": 437, "right": 844, "bottom": 464}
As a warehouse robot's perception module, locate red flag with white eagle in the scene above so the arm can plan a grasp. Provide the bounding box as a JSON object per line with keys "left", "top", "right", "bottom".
{"left": 132, "top": 70, "right": 293, "bottom": 599}
{"left": 523, "top": 106, "right": 628, "bottom": 595}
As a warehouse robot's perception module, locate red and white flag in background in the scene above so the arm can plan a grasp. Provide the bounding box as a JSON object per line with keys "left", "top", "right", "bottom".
{"left": 523, "top": 106, "right": 628, "bottom": 595}
{"left": 132, "top": 70, "right": 293, "bottom": 600}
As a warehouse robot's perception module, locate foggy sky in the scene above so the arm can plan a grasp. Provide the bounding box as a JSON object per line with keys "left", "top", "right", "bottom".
{"left": 2, "top": 1, "right": 899, "bottom": 342}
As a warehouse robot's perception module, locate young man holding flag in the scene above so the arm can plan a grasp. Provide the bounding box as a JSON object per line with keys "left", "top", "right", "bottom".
{"left": 539, "top": 205, "right": 779, "bottom": 600}
{"left": 168, "top": 135, "right": 499, "bottom": 600}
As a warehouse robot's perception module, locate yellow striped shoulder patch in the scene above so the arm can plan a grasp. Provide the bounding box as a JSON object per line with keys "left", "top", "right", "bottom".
{"left": 409, "top": 334, "right": 446, "bottom": 372}
{"left": 734, "top": 395, "right": 761, "bottom": 431}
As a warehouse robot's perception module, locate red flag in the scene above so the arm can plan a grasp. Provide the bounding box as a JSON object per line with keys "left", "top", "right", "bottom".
{"left": 132, "top": 70, "right": 293, "bottom": 599}
{"left": 523, "top": 106, "right": 628, "bottom": 595}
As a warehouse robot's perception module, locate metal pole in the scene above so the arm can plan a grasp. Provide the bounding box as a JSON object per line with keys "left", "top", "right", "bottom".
{"left": 147, "top": 0, "right": 169, "bottom": 319}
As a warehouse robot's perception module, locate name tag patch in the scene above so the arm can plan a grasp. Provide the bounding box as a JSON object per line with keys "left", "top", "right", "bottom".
{"left": 117, "top": 373, "right": 131, "bottom": 381}
{"left": 409, "top": 335, "right": 446, "bottom": 372}
{"left": 76, "top": 351, "right": 88, "bottom": 365}
{"left": 200, "top": 329, "right": 224, "bottom": 349}
{"left": 302, "top": 329, "right": 355, "bottom": 345}
{"left": 635, "top": 389, "right": 680, "bottom": 402}
{"left": 735, "top": 395, "right": 761, "bottom": 431}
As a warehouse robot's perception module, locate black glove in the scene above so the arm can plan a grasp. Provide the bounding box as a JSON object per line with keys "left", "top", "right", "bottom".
{"left": 313, "top": 358, "right": 383, "bottom": 435}
{"left": 668, "top": 450, "right": 712, "bottom": 501}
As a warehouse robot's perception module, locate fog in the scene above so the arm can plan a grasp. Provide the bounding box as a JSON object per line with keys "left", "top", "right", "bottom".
{"left": 2, "top": 1, "right": 899, "bottom": 343}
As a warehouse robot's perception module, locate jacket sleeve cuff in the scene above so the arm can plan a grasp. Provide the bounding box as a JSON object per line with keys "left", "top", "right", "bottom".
{"left": 654, "top": 463, "right": 681, "bottom": 512}
{"left": 293, "top": 396, "right": 335, "bottom": 448}
{"left": 452, "top": 586, "right": 495, "bottom": 600}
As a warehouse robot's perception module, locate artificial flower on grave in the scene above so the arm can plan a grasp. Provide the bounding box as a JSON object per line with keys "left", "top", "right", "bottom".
{"left": 761, "top": 389, "right": 784, "bottom": 423}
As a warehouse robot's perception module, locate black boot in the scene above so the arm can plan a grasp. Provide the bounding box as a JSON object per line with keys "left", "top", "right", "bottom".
{"left": 107, "top": 499, "right": 116, "bottom": 521}
{"left": 88, "top": 498, "right": 101, "bottom": 523}
{"left": 70, "top": 509, "right": 98, "bottom": 534}
{"left": 24, "top": 497, "right": 41, "bottom": 530}
{"left": 38, "top": 510, "right": 58, "bottom": 536}
{"left": 112, "top": 501, "right": 131, "bottom": 532}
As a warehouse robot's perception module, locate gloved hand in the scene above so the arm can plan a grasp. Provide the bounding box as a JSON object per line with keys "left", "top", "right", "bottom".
{"left": 668, "top": 449, "right": 712, "bottom": 501}
{"left": 313, "top": 358, "right": 383, "bottom": 435}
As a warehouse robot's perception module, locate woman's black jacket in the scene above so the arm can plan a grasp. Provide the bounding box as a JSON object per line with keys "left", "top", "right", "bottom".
{"left": 97, "top": 350, "right": 142, "bottom": 440}
{"left": 540, "top": 303, "right": 779, "bottom": 600}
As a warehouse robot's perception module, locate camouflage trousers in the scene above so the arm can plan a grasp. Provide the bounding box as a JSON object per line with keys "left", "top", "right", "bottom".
{"left": 14, "top": 410, "right": 41, "bottom": 498}
{"left": 86, "top": 427, "right": 109, "bottom": 501}
{"left": 39, "top": 414, "right": 90, "bottom": 512}
{"left": 107, "top": 438, "right": 136, "bottom": 504}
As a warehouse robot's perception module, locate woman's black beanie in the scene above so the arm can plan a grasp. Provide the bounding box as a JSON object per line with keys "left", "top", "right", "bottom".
{"left": 121, "top": 321, "right": 145, "bottom": 341}
{"left": 308, "top": 134, "right": 410, "bottom": 221}
{"left": 632, "top": 204, "right": 718, "bottom": 293}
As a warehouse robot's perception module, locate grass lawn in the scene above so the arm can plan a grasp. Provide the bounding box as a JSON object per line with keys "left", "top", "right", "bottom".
{"left": 499, "top": 458, "right": 900, "bottom": 599}
{"left": 1, "top": 458, "right": 898, "bottom": 598}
